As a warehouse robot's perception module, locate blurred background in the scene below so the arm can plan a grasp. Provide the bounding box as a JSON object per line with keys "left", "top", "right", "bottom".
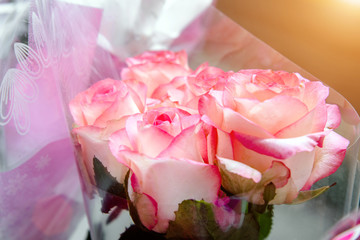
{"left": 216, "top": 0, "right": 360, "bottom": 113}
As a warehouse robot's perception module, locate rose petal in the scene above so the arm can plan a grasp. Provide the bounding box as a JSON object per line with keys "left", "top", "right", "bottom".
{"left": 126, "top": 63, "right": 190, "bottom": 96}
{"left": 135, "top": 192, "right": 158, "bottom": 230}
{"left": 325, "top": 104, "right": 342, "bottom": 129}
{"left": 123, "top": 79, "right": 148, "bottom": 112}
{"left": 302, "top": 81, "right": 329, "bottom": 110}
{"left": 218, "top": 157, "right": 291, "bottom": 204}
{"left": 77, "top": 101, "right": 112, "bottom": 126}
{"left": 231, "top": 133, "right": 273, "bottom": 172}
{"left": 108, "top": 128, "right": 132, "bottom": 165}
{"left": 275, "top": 103, "right": 327, "bottom": 138}
{"left": 127, "top": 173, "right": 158, "bottom": 230}
{"left": 216, "top": 129, "right": 234, "bottom": 160}
{"left": 302, "top": 131, "right": 349, "bottom": 190}
{"left": 121, "top": 151, "right": 221, "bottom": 233}
{"left": 233, "top": 131, "right": 324, "bottom": 159}
{"left": 217, "top": 156, "right": 262, "bottom": 184}
{"left": 127, "top": 116, "right": 174, "bottom": 158}
{"left": 199, "top": 94, "right": 272, "bottom": 138}
{"left": 74, "top": 126, "right": 128, "bottom": 183}
{"left": 158, "top": 124, "right": 207, "bottom": 163}
{"left": 282, "top": 150, "right": 317, "bottom": 190}
{"left": 270, "top": 179, "right": 299, "bottom": 204}
{"left": 247, "top": 95, "right": 308, "bottom": 134}
{"left": 69, "top": 79, "right": 128, "bottom": 126}
{"left": 94, "top": 91, "right": 142, "bottom": 127}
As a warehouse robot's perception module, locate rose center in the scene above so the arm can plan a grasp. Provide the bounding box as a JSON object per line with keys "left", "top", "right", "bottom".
{"left": 154, "top": 113, "right": 172, "bottom": 125}
{"left": 98, "top": 85, "right": 116, "bottom": 95}
{"left": 250, "top": 75, "right": 286, "bottom": 93}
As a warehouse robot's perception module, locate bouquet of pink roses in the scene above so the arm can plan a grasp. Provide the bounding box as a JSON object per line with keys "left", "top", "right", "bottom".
{"left": 70, "top": 49, "right": 350, "bottom": 240}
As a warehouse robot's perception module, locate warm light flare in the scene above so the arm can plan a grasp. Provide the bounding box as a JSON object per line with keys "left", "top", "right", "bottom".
{"left": 341, "top": 0, "right": 360, "bottom": 5}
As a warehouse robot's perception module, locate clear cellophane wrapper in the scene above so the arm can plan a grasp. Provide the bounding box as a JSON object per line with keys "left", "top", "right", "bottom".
{"left": 1, "top": 0, "right": 359, "bottom": 239}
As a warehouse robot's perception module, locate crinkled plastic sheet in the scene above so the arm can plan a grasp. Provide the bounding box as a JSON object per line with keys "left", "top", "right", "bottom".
{"left": 0, "top": 1, "right": 95, "bottom": 239}
{"left": 1, "top": 0, "right": 359, "bottom": 239}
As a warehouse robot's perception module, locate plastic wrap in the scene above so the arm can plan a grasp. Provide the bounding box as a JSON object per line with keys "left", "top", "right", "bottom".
{"left": 1, "top": 0, "right": 359, "bottom": 239}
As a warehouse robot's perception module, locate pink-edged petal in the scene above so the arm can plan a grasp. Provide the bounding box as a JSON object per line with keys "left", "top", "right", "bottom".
{"left": 218, "top": 158, "right": 291, "bottom": 204}
{"left": 232, "top": 161, "right": 291, "bottom": 204}
{"left": 206, "top": 125, "right": 218, "bottom": 165}
{"left": 69, "top": 79, "right": 130, "bottom": 127}
{"left": 325, "top": 104, "right": 342, "bottom": 129}
{"left": 217, "top": 156, "right": 262, "bottom": 184}
{"left": 69, "top": 100, "right": 88, "bottom": 126}
{"left": 222, "top": 108, "right": 273, "bottom": 138}
{"left": 135, "top": 126, "right": 173, "bottom": 158}
{"left": 151, "top": 76, "right": 187, "bottom": 102}
{"left": 262, "top": 161, "right": 291, "bottom": 189}
{"left": 74, "top": 126, "right": 128, "bottom": 183}
{"left": 216, "top": 129, "right": 234, "bottom": 160}
{"left": 127, "top": 173, "right": 158, "bottom": 230}
{"left": 234, "top": 98, "right": 260, "bottom": 116}
{"left": 108, "top": 128, "right": 132, "bottom": 165}
{"left": 180, "top": 114, "right": 201, "bottom": 130}
{"left": 158, "top": 124, "right": 206, "bottom": 163}
{"left": 94, "top": 92, "right": 141, "bottom": 127}
{"left": 124, "top": 114, "right": 173, "bottom": 157}
{"left": 231, "top": 133, "right": 273, "bottom": 172}
{"left": 101, "top": 117, "right": 128, "bottom": 138}
{"left": 133, "top": 191, "right": 158, "bottom": 230}
{"left": 302, "top": 131, "right": 349, "bottom": 190}
{"left": 247, "top": 161, "right": 291, "bottom": 204}
{"left": 247, "top": 95, "right": 308, "bottom": 135}
{"left": 129, "top": 63, "right": 189, "bottom": 96}
{"left": 199, "top": 94, "right": 272, "bottom": 138}
{"left": 270, "top": 179, "right": 299, "bottom": 204}
{"left": 275, "top": 103, "right": 327, "bottom": 138}
{"left": 302, "top": 81, "right": 329, "bottom": 110}
{"left": 233, "top": 131, "right": 324, "bottom": 159}
{"left": 121, "top": 152, "right": 221, "bottom": 233}
{"left": 199, "top": 94, "right": 224, "bottom": 128}
{"left": 124, "top": 79, "right": 147, "bottom": 112}
{"left": 282, "top": 150, "right": 316, "bottom": 190}
{"left": 135, "top": 193, "right": 158, "bottom": 230}
{"left": 78, "top": 101, "right": 112, "bottom": 126}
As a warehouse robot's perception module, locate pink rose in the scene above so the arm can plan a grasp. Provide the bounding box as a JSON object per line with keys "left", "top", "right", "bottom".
{"left": 121, "top": 50, "right": 192, "bottom": 97}
{"left": 69, "top": 78, "right": 146, "bottom": 128}
{"left": 151, "top": 64, "right": 229, "bottom": 112}
{"left": 73, "top": 120, "right": 129, "bottom": 185}
{"left": 69, "top": 79, "right": 145, "bottom": 184}
{"left": 108, "top": 107, "right": 221, "bottom": 233}
{"left": 199, "top": 69, "right": 349, "bottom": 204}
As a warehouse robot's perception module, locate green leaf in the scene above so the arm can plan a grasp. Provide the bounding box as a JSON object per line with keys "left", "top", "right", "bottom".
{"left": 166, "top": 199, "right": 260, "bottom": 240}
{"left": 93, "top": 156, "right": 128, "bottom": 223}
{"left": 93, "top": 156, "right": 126, "bottom": 199}
{"left": 255, "top": 205, "right": 273, "bottom": 240}
{"left": 289, "top": 185, "right": 332, "bottom": 205}
{"left": 166, "top": 200, "right": 214, "bottom": 239}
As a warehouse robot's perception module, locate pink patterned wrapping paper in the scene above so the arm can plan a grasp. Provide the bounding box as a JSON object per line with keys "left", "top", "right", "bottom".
{"left": 0, "top": 1, "right": 103, "bottom": 239}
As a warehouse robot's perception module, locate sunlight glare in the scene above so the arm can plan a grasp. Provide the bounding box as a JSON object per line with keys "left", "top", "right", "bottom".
{"left": 341, "top": 0, "right": 360, "bottom": 5}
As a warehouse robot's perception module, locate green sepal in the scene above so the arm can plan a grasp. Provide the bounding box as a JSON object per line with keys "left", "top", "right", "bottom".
{"left": 166, "top": 199, "right": 260, "bottom": 240}
{"left": 289, "top": 184, "right": 333, "bottom": 205}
